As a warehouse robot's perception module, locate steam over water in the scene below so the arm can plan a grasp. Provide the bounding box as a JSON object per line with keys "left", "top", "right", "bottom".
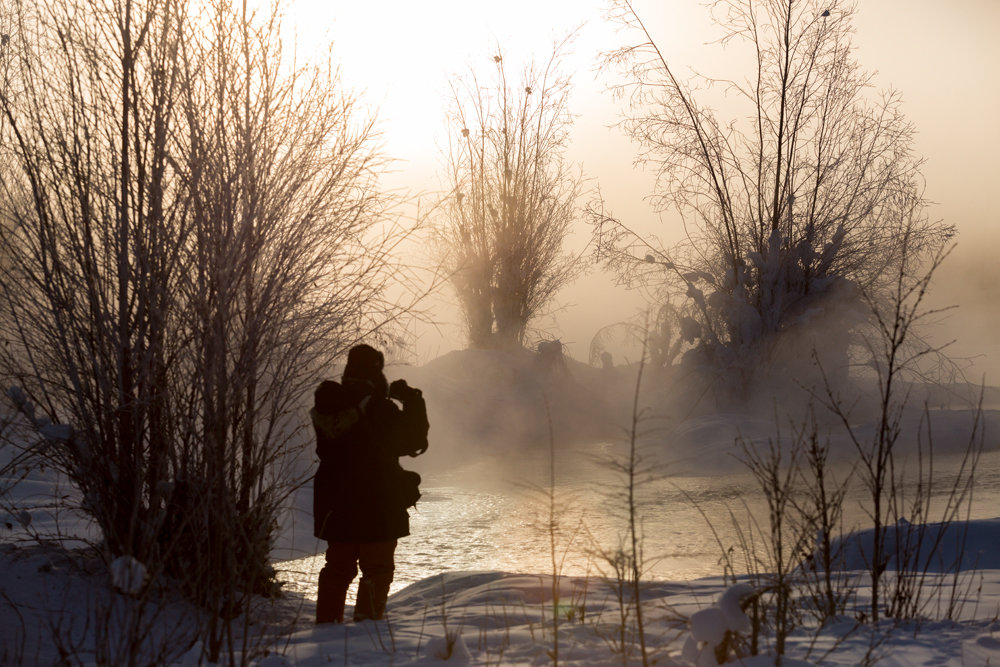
{"left": 279, "top": 443, "right": 1000, "bottom": 601}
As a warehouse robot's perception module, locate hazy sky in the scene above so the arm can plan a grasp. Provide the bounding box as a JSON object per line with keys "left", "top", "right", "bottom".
{"left": 286, "top": 0, "right": 1000, "bottom": 380}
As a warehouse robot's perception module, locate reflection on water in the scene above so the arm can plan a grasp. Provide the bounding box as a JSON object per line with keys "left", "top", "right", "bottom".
{"left": 278, "top": 445, "right": 1000, "bottom": 601}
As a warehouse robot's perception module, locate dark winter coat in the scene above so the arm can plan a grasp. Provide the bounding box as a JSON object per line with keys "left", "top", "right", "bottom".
{"left": 312, "top": 378, "right": 429, "bottom": 543}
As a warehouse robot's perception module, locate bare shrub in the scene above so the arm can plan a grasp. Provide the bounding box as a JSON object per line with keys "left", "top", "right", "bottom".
{"left": 734, "top": 429, "right": 811, "bottom": 657}
{"left": 789, "top": 409, "right": 855, "bottom": 625}
{"left": 591, "top": 341, "right": 660, "bottom": 666}
{"left": 817, "top": 238, "right": 979, "bottom": 625}
{"left": 719, "top": 411, "right": 856, "bottom": 661}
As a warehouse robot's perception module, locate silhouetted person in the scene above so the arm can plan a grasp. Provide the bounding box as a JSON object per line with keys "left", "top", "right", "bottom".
{"left": 536, "top": 339, "right": 567, "bottom": 377}
{"left": 311, "top": 344, "right": 429, "bottom": 623}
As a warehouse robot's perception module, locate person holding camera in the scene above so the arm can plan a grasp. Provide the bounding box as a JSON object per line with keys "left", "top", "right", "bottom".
{"left": 311, "top": 343, "right": 429, "bottom": 623}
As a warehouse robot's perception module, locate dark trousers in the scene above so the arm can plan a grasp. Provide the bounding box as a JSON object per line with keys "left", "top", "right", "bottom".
{"left": 316, "top": 540, "right": 396, "bottom": 623}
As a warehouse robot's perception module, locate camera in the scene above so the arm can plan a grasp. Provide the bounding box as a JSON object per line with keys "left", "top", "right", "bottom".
{"left": 388, "top": 379, "right": 420, "bottom": 401}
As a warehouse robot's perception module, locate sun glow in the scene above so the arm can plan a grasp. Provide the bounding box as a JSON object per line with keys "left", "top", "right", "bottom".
{"left": 273, "top": 0, "right": 711, "bottom": 196}
{"left": 281, "top": 0, "right": 620, "bottom": 173}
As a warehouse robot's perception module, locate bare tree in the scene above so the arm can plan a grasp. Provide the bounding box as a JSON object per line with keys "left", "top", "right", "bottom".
{"left": 440, "top": 41, "right": 583, "bottom": 350}
{"left": 0, "top": 0, "right": 188, "bottom": 562}
{"left": 168, "top": 1, "right": 412, "bottom": 657}
{"left": 0, "top": 0, "right": 412, "bottom": 659}
{"left": 591, "top": 0, "right": 953, "bottom": 391}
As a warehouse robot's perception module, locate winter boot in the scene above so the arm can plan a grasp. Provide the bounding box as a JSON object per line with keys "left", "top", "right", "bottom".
{"left": 316, "top": 568, "right": 349, "bottom": 624}
{"left": 353, "top": 574, "right": 392, "bottom": 621}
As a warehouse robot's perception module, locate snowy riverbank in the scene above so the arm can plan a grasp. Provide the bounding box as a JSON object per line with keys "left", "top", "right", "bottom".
{"left": 3, "top": 527, "right": 1000, "bottom": 665}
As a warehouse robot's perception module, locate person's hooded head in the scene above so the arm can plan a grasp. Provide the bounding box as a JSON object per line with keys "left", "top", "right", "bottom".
{"left": 342, "top": 344, "right": 388, "bottom": 396}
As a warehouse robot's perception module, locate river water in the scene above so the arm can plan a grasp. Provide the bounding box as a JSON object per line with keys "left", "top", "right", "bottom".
{"left": 277, "top": 443, "right": 1000, "bottom": 601}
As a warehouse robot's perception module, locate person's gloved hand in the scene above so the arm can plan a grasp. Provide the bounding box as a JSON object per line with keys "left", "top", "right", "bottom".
{"left": 389, "top": 379, "right": 420, "bottom": 401}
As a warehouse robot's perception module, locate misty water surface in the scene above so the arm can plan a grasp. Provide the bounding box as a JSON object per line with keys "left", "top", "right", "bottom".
{"left": 278, "top": 442, "right": 1000, "bottom": 601}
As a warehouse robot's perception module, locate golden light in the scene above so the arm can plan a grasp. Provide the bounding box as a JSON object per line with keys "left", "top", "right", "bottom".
{"left": 274, "top": 0, "right": 708, "bottom": 190}
{"left": 279, "top": 0, "right": 619, "bottom": 173}
{"left": 199, "top": 0, "right": 1000, "bottom": 376}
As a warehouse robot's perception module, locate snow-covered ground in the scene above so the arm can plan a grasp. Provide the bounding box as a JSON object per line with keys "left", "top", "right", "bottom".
{"left": 5, "top": 451, "right": 1000, "bottom": 665}
{"left": 2, "top": 528, "right": 1000, "bottom": 665}
{"left": 3, "top": 349, "right": 1000, "bottom": 665}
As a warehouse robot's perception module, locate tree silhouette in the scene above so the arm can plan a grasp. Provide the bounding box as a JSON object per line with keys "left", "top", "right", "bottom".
{"left": 591, "top": 0, "right": 953, "bottom": 391}
{"left": 0, "top": 0, "right": 410, "bottom": 654}
{"left": 440, "top": 41, "right": 583, "bottom": 350}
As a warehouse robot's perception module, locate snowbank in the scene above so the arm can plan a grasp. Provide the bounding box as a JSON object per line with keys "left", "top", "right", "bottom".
{"left": 827, "top": 517, "right": 1000, "bottom": 573}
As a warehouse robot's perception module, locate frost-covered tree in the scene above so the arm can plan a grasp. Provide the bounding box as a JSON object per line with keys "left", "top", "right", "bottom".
{"left": 591, "top": 0, "right": 953, "bottom": 391}
{"left": 0, "top": 0, "right": 407, "bottom": 652}
{"left": 440, "top": 42, "right": 582, "bottom": 350}
{"left": 0, "top": 0, "right": 188, "bottom": 562}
